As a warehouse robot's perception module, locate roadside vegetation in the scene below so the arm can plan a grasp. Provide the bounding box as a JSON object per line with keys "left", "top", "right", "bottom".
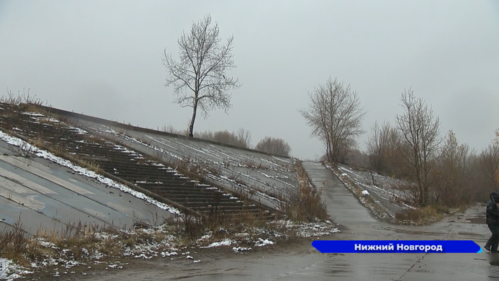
{"left": 280, "top": 160, "right": 328, "bottom": 221}
{"left": 361, "top": 92, "right": 494, "bottom": 224}
{"left": 300, "top": 83, "right": 497, "bottom": 225}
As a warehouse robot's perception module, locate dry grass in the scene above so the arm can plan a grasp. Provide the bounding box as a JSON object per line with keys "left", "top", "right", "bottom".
{"left": 395, "top": 205, "right": 450, "bottom": 225}
{"left": 172, "top": 157, "right": 208, "bottom": 182}
{"left": 76, "top": 158, "right": 102, "bottom": 174}
{"left": 279, "top": 160, "right": 328, "bottom": 222}
{"left": 0, "top": 220, "right": 167, "bottom": 267}
{"left": 0, "top": 220, "right": 31, "bottom": 265}
{"left": 0, "top": 221, "right": 119, "bottom": 266}
{"left": 163, "top": 208, "right": 268, "bottom": 245}
{"left": 0, "top": 89, "right": 44, "bottom": 107}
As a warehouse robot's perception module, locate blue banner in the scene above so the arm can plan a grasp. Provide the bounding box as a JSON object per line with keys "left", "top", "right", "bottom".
{"left": 312, "top": 240, "right": 482, "bottom": 253}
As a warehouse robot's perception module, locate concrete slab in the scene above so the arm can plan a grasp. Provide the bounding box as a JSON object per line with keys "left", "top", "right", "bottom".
{"left": 0, "top": 139, "right": 172, "bottom": 233}
{"left": 0, "top": 196, "right": 66, "bottom": 235}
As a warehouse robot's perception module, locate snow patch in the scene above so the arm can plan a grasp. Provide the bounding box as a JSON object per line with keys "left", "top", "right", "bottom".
{"left": 232, "top": 247, "right": 252, "bottom": 253}
{"left": 0, "top": 258, "right": 32, "bottom": 280}
{"left": 200, "top": 239, "right": 233, "bottom": 248}
{"left": 254, "top": 238, "right": 274, "bottom": 247}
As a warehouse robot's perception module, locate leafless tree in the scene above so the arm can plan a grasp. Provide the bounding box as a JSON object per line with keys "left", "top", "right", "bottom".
{"left": 366, "top": 122, "right": 404, "bottom": 175}
{"left": 367, "top": 121, "right": 392, "bottom": 173}
{"left": 431, "top": 131, "right": 472, "bottom": 206}
{"left": 462, "top": 129, "right": 499, "bottom": 202}
{"left": 300, "top": 78, "right": 365, "bottom": 163}
{"left": 255, "top": 136, "right": 291, "bottom": 157}
{"left": 344, "top": 148, "right": 369, "bottom": 168}
{"left": 162, "top": 15, "right": 241, "bottom": 137}
{"left": 396, "top": 89, "right": 441, "bottom": 206}
{"left": 236, "top": 128, "right": 252, "bottom": 148}
{"left": 478, "top": 142, "right": 499, "bottom": 191}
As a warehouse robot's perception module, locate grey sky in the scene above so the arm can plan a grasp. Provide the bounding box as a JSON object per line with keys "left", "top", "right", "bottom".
{"left": 1, "top": 1, "right": 498, "bottom": 160}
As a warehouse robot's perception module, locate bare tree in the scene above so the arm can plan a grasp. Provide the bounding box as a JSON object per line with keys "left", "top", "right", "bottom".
{"left": 236, "top": 128, "right": 252, "bottom": 148}
{"left": 162, "top": 15, "right": 241, "bottom": 137}
{"left": 478, "top": 142, "right": 499, "bottom": 191}
{"left": 367, "top": 121, "right": 392, "bottom": 173}
{"left": 462, "top": 129, "right": 499, "bottom": 202}
{"left": 255, "top": 137, "right": 291, "bottom": 157}
{"left": 366, "top": 121, "right": 405, "bottom": 176}
{"left": 344, "top": 148, "right": 369, "bottom": 168}
{"left": 300, "top": 78, "right": 365, "bottom": 163}
{"left": 431, "top": 130, "right": 472, "bottom": 206}
{"left": 396, "top": 89, "right": 441, "bottom": 206}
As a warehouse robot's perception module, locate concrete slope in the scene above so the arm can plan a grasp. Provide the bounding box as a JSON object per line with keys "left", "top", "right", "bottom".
{"left": 302, "top": 161, "right": 376, "bottom": 227}
{"left": 28, "top": 105, "right": 298, "bottom": 210}
{"left": 0, "top": 140, "right": 171, "bottom": 234}
{"left": 0, "top": 104, "right": 276, "bottom": 224}
{"left": 74, "top": 117, "right": 297, "bottom": 210}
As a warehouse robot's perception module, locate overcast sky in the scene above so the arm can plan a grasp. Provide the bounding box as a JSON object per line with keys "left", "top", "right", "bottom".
{"left": 1, "top": 1, "right": 498, "bottom": 160}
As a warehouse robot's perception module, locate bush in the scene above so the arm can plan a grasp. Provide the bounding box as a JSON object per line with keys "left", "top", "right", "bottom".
{"left": 195, "top": 129, "right": 251, "bottom": 149}
{"left": 255, "top": 136, "right": 291, "bottom": 157}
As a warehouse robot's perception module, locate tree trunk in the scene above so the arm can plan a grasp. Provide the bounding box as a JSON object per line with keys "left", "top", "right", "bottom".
{"left": 189, "top": 99, "right": 198, "bottom": 138}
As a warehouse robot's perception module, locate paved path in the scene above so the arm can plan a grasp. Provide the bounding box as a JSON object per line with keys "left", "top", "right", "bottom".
{"left": 301, "top": 161, "right": 376, "bottom": 227}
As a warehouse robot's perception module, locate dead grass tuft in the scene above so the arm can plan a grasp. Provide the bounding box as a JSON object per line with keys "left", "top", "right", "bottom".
{"left": 0, "top": 89, "right": 44, "bottom": 107}
{"left": 395, "top": 205, "right": 450, "bottom": 225}
{"left": 76, "top": 158, "right": 102, "bottom": 174}
{"left": 163, "top": 208, "right": 268, "bottom": 245}
{"left": 279, "top": 160, "right": 328, "bottom": 222}
{"left": 0, "top": 220, "right": 30, "bottom": 266}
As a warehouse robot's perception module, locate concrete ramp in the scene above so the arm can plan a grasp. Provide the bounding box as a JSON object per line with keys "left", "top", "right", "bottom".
{"left": 302, "top": 161, "right": 376, "bottom": 227}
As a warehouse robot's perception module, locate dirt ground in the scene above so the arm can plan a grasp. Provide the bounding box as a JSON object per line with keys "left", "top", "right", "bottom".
{"left": 28, "top": 236, "right": 316, "bottom": 281}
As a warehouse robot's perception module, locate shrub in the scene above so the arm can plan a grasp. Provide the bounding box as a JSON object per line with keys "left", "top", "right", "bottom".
{"left": 255, "top": 136, "right": 291, "bottom": 157}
